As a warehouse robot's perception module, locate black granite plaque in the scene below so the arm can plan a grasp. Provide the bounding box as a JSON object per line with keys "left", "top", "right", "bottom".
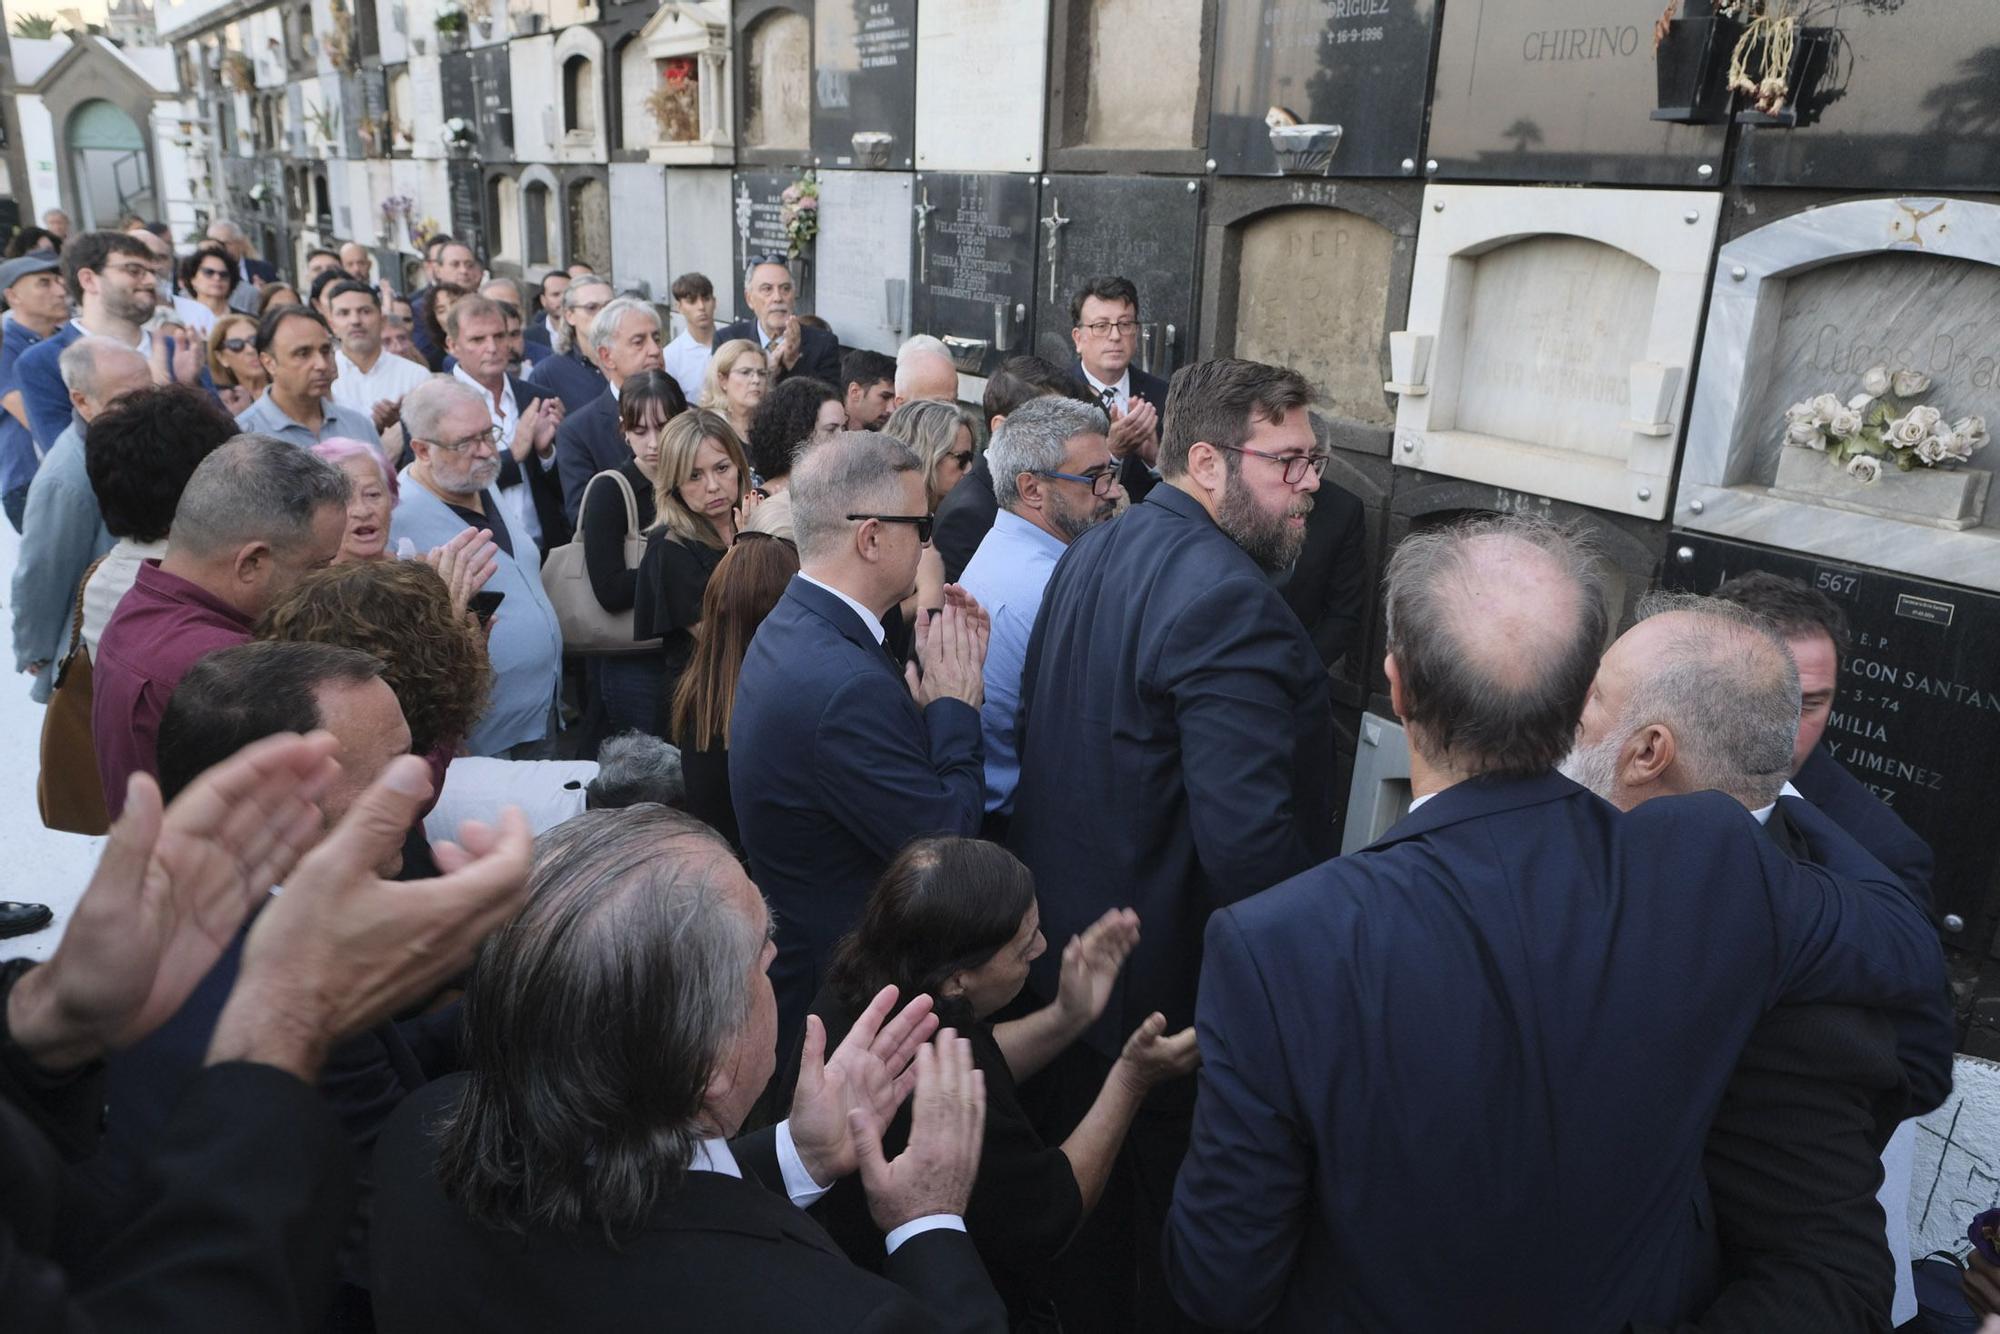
{"left": 449, "top": 159, "right": 484, "bottom": 258}
{"left": 1031, "top": 174, "right": 1203, "bottom": 380}
{"left": 812, "top": 0, "right": 917, "bottom": 169}
{"left": 1732, "top": 0, "right": 2000, "bottom": 191}
{"left": 358, "top": 67, "right": 389, "bottom": 156}
{"left": 440, "top": 50, "right": 477, "bottom": 125}
{"left": 1426, "top": 0, "right": 1728, "bottom": 186}
{"left": 470, "top": 45, "right": 513, "bottom": 160}
{"left": 1209, "top": 0, "right": 1441, "bottom": 178}
{"left": 731, "top": 170, "right": 817, "bottom": 312}
{"left": 1315, "top": 438, "right": 1393, "bottom": 712}
{"left": 911, "top": 173, "right": 1040, "bottom": 380}
{"left": 1665, "top": 531, "right": 2000, "bottom": 945}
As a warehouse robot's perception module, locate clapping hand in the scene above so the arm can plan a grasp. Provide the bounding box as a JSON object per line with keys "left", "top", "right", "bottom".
{"left": 426, "top": 527, "right": 500, "bottom": 623}
{"left": 788, "top": 985, "right": 940, "bottom": 1185}
{"left": 1051, "top": 907, "right": 1141, "bottom": 1035}
{"left": 850, "top": 1032, "right": 987, "bottom": 1234}
{"left": 907, "top": 597, "right": 987, "bottom": 711}
{"left": 1105, "top": 399, "right": 1157, "bottom": 462}
{"left": 1113, "top": 1011, "right": 1201, "bottom": 1095}
{"left": 371, "top": 397, "right": 402, "bottom": 434}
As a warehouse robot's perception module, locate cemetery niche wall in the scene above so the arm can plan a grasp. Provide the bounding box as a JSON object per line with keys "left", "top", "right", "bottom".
{"left": 1045, "top": 0, "right": 1212, "bottom": 175}
{"left": 811, "top": 0, "right": 914, "bottom": 170}
{"left": 1031, "top": 174, "right": 1203, "bottom": 381}
{"left": 910, "top": 172, "right": 1039, "bottom": 380}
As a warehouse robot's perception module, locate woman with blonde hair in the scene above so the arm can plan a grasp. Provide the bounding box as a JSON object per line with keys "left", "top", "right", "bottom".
{"left": 207, "top": 312, "right": 269, "bottom": 414}
{"left": 882, "top": 397, "right": 979, "bottom": 509}
{"left": 699, "top": 337, "right": 767, "bottom": 442}
{"left": 633, "top": 407, "right": 752, "bottom": 737}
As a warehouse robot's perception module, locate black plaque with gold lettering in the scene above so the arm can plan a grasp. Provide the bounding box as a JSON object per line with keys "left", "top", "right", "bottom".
{"left": 911, "top": 172, "right": 1039, "bottom": 380}
{"left": 1031, "top": 175, "right": 1203, "bottom": 381}
{"left": 1667, "top": 531, "right": 2000, "bottom": 947}
{"left": 1208, "top": 0, "right": 1441, "bottom": 178}
{"left": 1427, "top": 0, "right": 1726, "bottom": 186}
{"left": 812, "top": 0, "right": 917, "bottom": 169}
{"left": 731, "top": 170, "right": 815, "bottom": 313}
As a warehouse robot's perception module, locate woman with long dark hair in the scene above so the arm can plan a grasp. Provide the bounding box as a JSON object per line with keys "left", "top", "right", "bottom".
{"left": 800, "top": 837, "right": 1198, "bottom": 1328}
{"left": 669, "top": 530, "right": 799, "bottom": 849}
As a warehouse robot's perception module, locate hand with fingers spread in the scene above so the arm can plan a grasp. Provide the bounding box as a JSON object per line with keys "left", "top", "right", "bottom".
{"left": 849, "top": 1030, "right": 987, "bottom": 1234}
{"left": 1113, "top": 1011, "right": 1201, "bottom": 1095}
{"left": 426, "top": 527, "right": 500, "bottom": 622}
{"left": 789, "top": 986, "right": 940, "bottom": 1184}
{"left": 6, "top": 733, "right": 342, "bottom": 1073}
{"left": 1051, "top": 907, "right": 1142, "bottom": 1036}
{"left": 205, "top": 752, "right": 533, "bottom": 1081}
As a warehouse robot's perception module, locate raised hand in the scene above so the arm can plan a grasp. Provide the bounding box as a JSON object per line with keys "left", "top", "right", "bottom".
{"left": 1113, "top": 1011, "right": 1200, "bottom": 1095}
{"left": 1052, "top": 907, "right": 1141, "bottom": 1034}
{"left": 426, "top": 527, "right": 500, "bottom": 622}
{"left": 788, "top": 986, "right": 940, "bottom": 1183}
{"left": 850, "top": 1031, "right": 987, "bottom": 1234}
{"left": 1106, "top": 399, "right": 1156, "bottom": 462}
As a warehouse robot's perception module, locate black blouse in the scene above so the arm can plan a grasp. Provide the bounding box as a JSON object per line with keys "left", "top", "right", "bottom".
{"left": 632, "top": 527, "right": 725, "bottom": 728}
{"left": 580, "top": 459, "right": 658, "bottom": 613}
{"left": 679, "top": 741, "right": 739, "bottom": 851}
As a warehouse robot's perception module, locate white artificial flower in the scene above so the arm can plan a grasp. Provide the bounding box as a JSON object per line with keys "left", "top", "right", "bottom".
{"left": 1810, "top": 392, "right": 1844, "bottom": 421}
{"left": 1828, "top": 408, "right": 1863, "bottom": 438}
{"left": 1847, "top": 392, "right": 1875, "bottom": 412}
{"left": 1892, "top": 368, "right": 1932, "bottom": 397}
{"left": 1845, "top": 455, "right": 1882, "bottom": 483}
{"left": 1888, "top": 412, "right": 1928, "bottom": 447}
{"left": 1952, "top": 415, "right": 1990, "bottom": 454}
{"left": 1784, "top": 401, "right": 1818, "bottom": 425}
{"left": 1861, "top": 365, "right": 1892, "bottom": 396}
{"left": 1915, "top": 434, "right": 1950, "bottom": 466}
{"left": 1784, "top": 420, "right": 1824, "bottom": 448}
{"left": 1906, "top": 404, "right": 1943, "bottom": 432}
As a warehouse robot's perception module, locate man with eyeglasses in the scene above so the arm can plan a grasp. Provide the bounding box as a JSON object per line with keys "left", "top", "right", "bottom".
{"left": 1007, "top": 357, "right": 1338, "bottom": 1333}
{"left": 714, "top": 257, "right": 842, "bottom": 388}
{"left": 390, "top": 377, "right": 564, "bottom": 758}
{"left": 235, "top": 306, "right": 383, "bottom": 449}
{"left": 1067, "top": 274, "right": 1164, "bottom": 506}
{"left": 329, "top": 280, "right": 432, "bottom": 440}
{"left": 447, "top": 295, "right": 565, "bottom": 555}
{"left": 527, "top": 275, "right": 614, "bottom": 413}
{"left": 956, "top": 396, "right": 1119, "bottom": 829}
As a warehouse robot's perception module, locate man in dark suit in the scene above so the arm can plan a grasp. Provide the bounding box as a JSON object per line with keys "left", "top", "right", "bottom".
{"left": 445, "top": 294, "right": 568, "bottom": 554}
{"left": 552, "top": 294, "right": 670, "bottom": 525}
{"left": 526, "top": 274, "right": 613, "bottom": 415}
{"left": 1561, "top": 593, "right": 1951, "bottom": 1334}
{"left": 1165, "top": 517, "right": 1950, "bottom": 1333}
{"left": 714, "top": 258, "right": 842, "bottom": 388}
{"left": 2, "top": 730, "right": 532, "bottom": 1332}
{"left": 1009, "top": 358, "right": 1337, "bottom": 1331}
{"left": 933, "top": 355, "right": 1092, "bottom": 582}
{"left": 1067, "top": 275, "right": 1165, "bottom": 505}
{"left": 731, "top": 432, "right": 988, "bottom": 1050}
{"left": 369, "top": 805, "right": 1006, "bottom": 1334}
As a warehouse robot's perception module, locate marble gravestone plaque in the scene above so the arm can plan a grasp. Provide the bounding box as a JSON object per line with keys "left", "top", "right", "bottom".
{"left": 739, "top": 4, "right": 813, "bottom": 159}
{"left": 910, "top": 172, "right": 1039, "bottom": 379}
{"left": 666, "top": 168, "right": 740, "bottom": 321}
{"left": 1734, "top": 0, "right": 2000, "bottom": 191}
{"left": 440, "top": 51, "right": 477, "bottom": 127}
{"left": 337, "top": 74, "right": 367, "bottom": 158}
{"left": 815, "top": 169, "right": 914, "bottom": 354}
{"left": 812, "top": 0, "right": 916, "bottom": 169}
{"left": 1047, "top": 0, "right": 1208, "bottom": 171}
{"left": 1030, "top": 174, "right": 1202, "bottom": 380}
{"left": 409, "top": 54, "right": 445, "bottom": 160}
{"left": 1426, "top": 0, "right": 1726, "bottom": 186}
{"left": 358, "top": 68, "right": 389, "bottom": 157}
{"left": 567, "top": 174, "right": 613, "bottom": 274}
{"left": 1208, "top": 0, "right": 1440, "bottom": 178}
{"left": 730, "top": 171, "right": 810, "bottom": 310}
{"left": 448, "top": 159, "right": 483, "bottom": 257}
{"left": 1667, "top": 532, "right": 2000, "bottom": 946}
{"left": 915, "top": 0, "right": 1048, "bottom": 173}
{"left": 470, "top": 45, "right": 512, "bottom": 161}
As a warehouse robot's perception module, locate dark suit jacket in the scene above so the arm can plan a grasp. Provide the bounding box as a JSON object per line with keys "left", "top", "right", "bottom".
{"left": 242, "top": 256, "right": 279, "bottom": 286}
{"left": 715, "top": 318, "right": 842, "bottom": 387}
{"left": 1276, "top": 475, "right": 1369, "bottom": 670}
{"left": 1164, "top": 774, "right": 1950, "bottom": 1333}
{"left": 1793, "top": 745, "right": 1936, "bottom": 911}
{"left": 1, "top": 962, "right": 356, "bottom": 1333}
{"left": 371, "top": 1074, "right": 1007, "bottom": 1334}
{"left": 488, "top": 374, "right": 568, "bottom": 553}
{"left": 934, "top": 453, "right": 998, "bottom": 584}
{"left": 525, "top": 344, "right": 607, "bottom": 415}
{"left": 1070, "top": 359, "right": 1164, "bottom": 505}
{"left": 1009, "top": 483, "right": 1338, "bottom": 1056}
{"left": 554, "top": 387, "right": 625, "bottom": 525}
{"left": 730, "top": 576, "right": 984, "bottom": 1048}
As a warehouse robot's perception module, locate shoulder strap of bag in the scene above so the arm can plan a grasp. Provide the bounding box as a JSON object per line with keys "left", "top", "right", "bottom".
{"left": 53, "top": 555, "right": 107, "bottom": 687}
{"left": 604, "top": 467, "right": 642, "bottom": 537}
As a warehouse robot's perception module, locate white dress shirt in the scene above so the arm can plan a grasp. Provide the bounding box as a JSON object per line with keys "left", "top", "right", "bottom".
{"left": 800, "top": 572, "right": 886, "bottom": 645}
{"left": 333, "top": 346, "right": 431, "bottom": 416}
{"left": 663, "top": 328, "right": 714, "bottom": 405}
{"left": 687, "top": 1122, "right": 963, "bottom": 1254}
{"left": 1080, "top": 364, "right": 1132, "bottom": 414}
{"left": 455, "top": 363, "right": 549, "bottom": 550}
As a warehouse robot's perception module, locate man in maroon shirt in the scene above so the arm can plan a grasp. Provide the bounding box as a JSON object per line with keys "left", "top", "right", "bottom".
{"left": 93, "top": 433, "right": 348, "bottom": 816}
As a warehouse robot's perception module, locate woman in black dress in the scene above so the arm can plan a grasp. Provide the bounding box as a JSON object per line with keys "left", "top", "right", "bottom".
{"left": 633, "top": 406, "right": 749, "bottom": 739}
{"left": 668, "top": 530, "right": 797, "bottom": 850}
{"left": 580, "top": 371, "right": 682, "bottom": 736}
{"left": 797, "top": 838, "right": 1199, "bottom": 1330}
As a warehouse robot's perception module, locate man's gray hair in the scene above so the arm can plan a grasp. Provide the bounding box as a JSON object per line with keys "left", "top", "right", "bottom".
{"left": 1385, "top": 514, "right": 1608, "bottom": 778}
{"left": 553, "top": 274, "right": 613, "bottom": 354}
{"left": 587, "top": 731, "right": 687, "bottom": 810}
{"left": 58, "top": 336, "right": 147, "bottom": 402}
{"left": 790, "top": 431, "right": 922, "bottom": 563}
{"left": 587, "top": 295, "right": 661, "bottom": 359}
{"left": 481, "top": 277, "right": 525, "bottom": 307}
{"left": 987, "top": 396, "right": 1109, "bottom": 510}
{"left": 168, "top": 434, "right": 351, "bottom": 558}
{"left": 742, "top": 256, "right": 791, "bottom": 290}
{"left": 207, "top": 218, "right": 244, "bottom": 242}
{"left": 400, "top": 376, "right": 488, "bottom": 448}
{"left": 1622, "top": 592, "right": 1801, "bottom": 808}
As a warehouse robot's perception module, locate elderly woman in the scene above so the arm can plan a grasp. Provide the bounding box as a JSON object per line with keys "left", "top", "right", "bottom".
{"left": 207, "top": 313, "right": 268, "bottom": 415}
{"left": 799, "top": 837, "right": 1197, "bottom": 1327}
{"left": 310, "top": 435, "right": 497, "bottom": 622}
{"left": 699, "top": 338, "right": 767, "bottom": 443}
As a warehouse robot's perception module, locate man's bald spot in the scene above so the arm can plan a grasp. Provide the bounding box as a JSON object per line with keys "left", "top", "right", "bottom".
{"left": 896, "top": 351, "right": 958, "bottom": 403}
{"left": 1432, "top": 532, "right": 1591, "bottom": 694}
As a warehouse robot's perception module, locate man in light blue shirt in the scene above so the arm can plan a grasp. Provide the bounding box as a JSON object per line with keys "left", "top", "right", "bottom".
{"left": 957, "top": 396, "right": 1117, "bottom": 819}
{"left": 234, "top": 307, "right": 382, "bottom": 449}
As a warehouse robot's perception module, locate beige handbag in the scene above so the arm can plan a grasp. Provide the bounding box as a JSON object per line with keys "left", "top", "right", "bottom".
{"left": 540, "top": 469, "right": 663, "bottom": 654}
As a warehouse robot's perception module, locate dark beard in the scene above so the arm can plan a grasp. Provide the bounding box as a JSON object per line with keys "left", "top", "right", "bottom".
{"left": 1216, "top": 477, "right": 1311, "bottom": 572}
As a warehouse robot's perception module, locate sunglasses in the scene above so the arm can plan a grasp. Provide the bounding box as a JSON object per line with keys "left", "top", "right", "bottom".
{"left": 846, "top": 512, "right": 935, "bottom": 544}
{"left": 219, "top": 337, "right": 253, "bottom": 353}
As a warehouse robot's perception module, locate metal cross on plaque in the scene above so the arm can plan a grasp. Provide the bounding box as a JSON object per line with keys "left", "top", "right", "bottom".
{"left": 734, "top": 180, "right": 755, "bottom": 257}
{"left": 1041, "top": 193, "right": 1070, "bottom": 304}
{"left": 913, "top": 183, "right": 936, "bottom": 281}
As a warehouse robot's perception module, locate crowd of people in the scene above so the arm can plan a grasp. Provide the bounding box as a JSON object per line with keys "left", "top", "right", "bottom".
{"left": 0, "top": 211, "right": 1983, "bottom": 1334}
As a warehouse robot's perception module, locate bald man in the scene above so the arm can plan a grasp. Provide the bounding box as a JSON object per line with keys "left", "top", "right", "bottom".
{"left": 892, "top": 334, "right": 958, "bottom": 407}
{"left": 339, "top": 241, "right": 374, "bottom": 285}
{"left": 1165, "top": 515, "right": 1950, "bottom": 1334}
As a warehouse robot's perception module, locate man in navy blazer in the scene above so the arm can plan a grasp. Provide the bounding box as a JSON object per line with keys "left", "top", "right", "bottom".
{"left": 713, "top": 258, "right": 842, "bottom": 388}
{"left": 552, "top": 295, "right": 671, "bottom": 525}
{"left": 1067, "top": 275, "right": 1166, "bottom": 505}
{"left": 1165, "top": 517, "right": 1950, "bottom": 1333}
{"left": 730, "top": 431, "right": 989, "bottom": 1051}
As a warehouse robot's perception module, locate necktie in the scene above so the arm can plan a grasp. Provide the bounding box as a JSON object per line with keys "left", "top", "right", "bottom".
{"left": 1099, "top": 385, "right": 1118, "bottom": 416}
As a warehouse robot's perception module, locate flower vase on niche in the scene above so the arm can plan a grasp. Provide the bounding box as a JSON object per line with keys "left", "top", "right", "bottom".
{"left": 1770, "top": 365, "right": 1992, "bottom": 531}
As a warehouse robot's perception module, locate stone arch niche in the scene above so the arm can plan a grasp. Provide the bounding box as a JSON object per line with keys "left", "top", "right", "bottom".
{"left": 735, "top": 2, "right": 810, "bottom": 164}
{"left": 637, "top": 1, "right": 732, "bottom": 165}
{"left": 485, "top": 170, "right": 521, "bottom": 265}
{"left": 1677, "top": 196, "right": 2000, "bottom": 593}
{"left": 550, "top": 26, "right": 608, "bottom": 163}
{"left": 1046, "top": 0, "right": 1213, "bottom": 174}
{"left": 1390, "top": 184, "right": 1720, "bottom": 521}
{"left": 518, "top": 165, "right": 561, "bottom": 267}
{"left": 565, "top": 172, "right": 611, "bottom": 272}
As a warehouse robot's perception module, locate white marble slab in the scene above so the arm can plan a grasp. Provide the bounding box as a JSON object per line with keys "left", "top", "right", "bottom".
{"left": 1676, "top": 196, "right": 2000, "bottom": 593}
{"left": 609, "top": 162, "right": 670, "bottom": 299}
{"left": 551, "top": 25, "right": 608, "bottom": 164}
{"left": 665, "top": 167, "right": 740, "bottom": 321}
{"left": 815, "top": 170, "right": 914, "bottom": 354}
{"left": 408, "top": 52, "right": 445, "bottom": 159}
{"left": 915, "top": 0, "right": 1047, "bottom": 172}
{"left": 1394, "top": 184, "right": 1720, "bottom": 521}
{"left": 507, "top": 35, "right": 555, "bottom": 162}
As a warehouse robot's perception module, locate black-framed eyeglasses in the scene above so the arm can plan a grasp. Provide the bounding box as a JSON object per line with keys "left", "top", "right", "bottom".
{"left": 1214, "top": 443, "right": 1330, "bottom": 486}
{"left": 1037, "top": 465, "right": 1121, "bottom": 498}
{"left": 1079, "top": 318, "right": 1140, "bottom": 338}
{"left": 847, "top": 512, "right": 935, "bottom": 544}
{"left": 425, "top": 425, "right": 502, "bottom": 454}
{"left": 219, "top": 337, "right": 252, "bottom": 353}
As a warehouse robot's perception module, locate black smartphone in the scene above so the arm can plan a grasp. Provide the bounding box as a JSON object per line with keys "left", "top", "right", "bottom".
{"left": 469, "top": 590, "right": 506, "bottom": 625}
